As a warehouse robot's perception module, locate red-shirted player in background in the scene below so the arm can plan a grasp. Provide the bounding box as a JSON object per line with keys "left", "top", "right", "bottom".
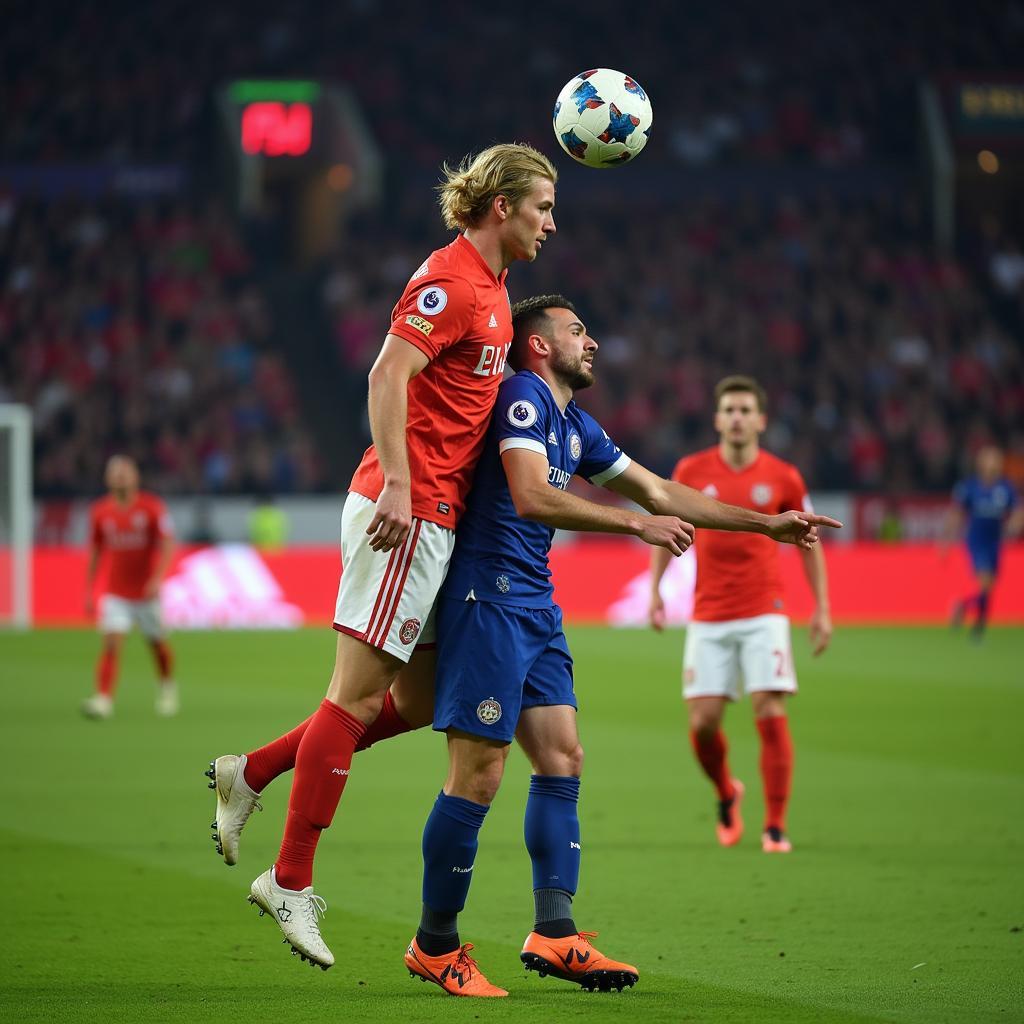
{"left": 648, "top": 376, "right": 832, "bottom": 854}
{"left": 207, "top": 143, "right": 558, "bottom": 980}
{"left": 82, "top": 455, "right": 177, "bottom": 720}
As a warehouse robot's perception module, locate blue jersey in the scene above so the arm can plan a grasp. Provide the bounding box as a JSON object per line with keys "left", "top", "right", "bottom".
{"left": 442, "top": 371, "right": 630, "bottom": 608}
{"left": 953, "top": 476, "right": 1017, "bottom": 550}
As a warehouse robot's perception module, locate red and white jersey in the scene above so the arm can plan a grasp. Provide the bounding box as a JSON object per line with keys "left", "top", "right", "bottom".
{"left": 673, "top": 447, "right": 811, "bottom": 622}
{"left": 89, "top": 492, "right": 173, "bottom": 599}
{"left": 349, "top": 234, "right": 512, "bottom": 527}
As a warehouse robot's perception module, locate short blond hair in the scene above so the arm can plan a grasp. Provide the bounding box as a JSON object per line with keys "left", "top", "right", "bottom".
{"left": 437, "top": 143, "right": 557, "bottom": 231}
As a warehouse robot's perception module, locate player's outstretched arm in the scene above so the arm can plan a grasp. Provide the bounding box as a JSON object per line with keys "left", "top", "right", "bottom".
{"left": 603, "top": 463, "right": 842, "bottom": 549}
{"left": 364, "top": 335, "right": 430, "bottom": 552}
{"left": 502, "top": 448, "right": 694, "bottom": 555}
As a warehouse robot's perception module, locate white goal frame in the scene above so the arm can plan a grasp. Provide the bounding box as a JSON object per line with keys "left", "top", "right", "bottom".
{"left": 0, "top": 404, "right": 32, "bottom": 628}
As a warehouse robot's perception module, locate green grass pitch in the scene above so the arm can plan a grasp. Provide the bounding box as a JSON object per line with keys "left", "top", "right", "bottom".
{"left": 1, "top": 625, "right": 1022, "bottom": 1023}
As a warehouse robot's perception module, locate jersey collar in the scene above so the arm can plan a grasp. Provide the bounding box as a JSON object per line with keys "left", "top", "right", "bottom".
{"left": 527, "top": 371, "right": 570, "bottom": 418}
{"left": 455, "top": 233, "right": 507, "bottom": 287}
{"left": 715, "top": 448, "right": 762, "bottom": 475}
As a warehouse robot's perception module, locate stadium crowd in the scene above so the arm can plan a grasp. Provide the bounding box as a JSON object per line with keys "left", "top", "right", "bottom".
{"left": 3, "top": 0, "right": 1023, "bottom": 499}
{"left": 321, "top": 192, "right": 1024, "bottom": 490}
{"left": 5, "top": 1, "right": 1019, "bottom": 168}
{"left": 1, "top": 199, "right": 325, "bottom": 498}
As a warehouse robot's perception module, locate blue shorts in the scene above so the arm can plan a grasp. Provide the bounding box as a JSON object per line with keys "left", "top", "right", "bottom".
{"left": 433, "top": 597, "right": 576, "bottom": 743}
{"left": 968, "top": 543, "right": 1000, "bottom": 575}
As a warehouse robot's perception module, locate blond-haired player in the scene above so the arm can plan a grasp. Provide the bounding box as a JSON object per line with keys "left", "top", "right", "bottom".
{"left": 208, "top": 144, "right": 558, "bottom": 980}
{"left": 649, "top": 376, "right": 832, "bottom": 854}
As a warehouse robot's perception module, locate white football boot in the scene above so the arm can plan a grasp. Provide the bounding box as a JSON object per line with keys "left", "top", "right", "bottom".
{"left": 155, "top": 681, "right": 179, "bottom": 717}
{"left": 248, "top": 867, "right": 334, "bottom": 969}
{"left": 205, "top": 753, "right": 262, "bottom": 865}
{"left": 80, "top": 693, "right": 114, "bottom": 719}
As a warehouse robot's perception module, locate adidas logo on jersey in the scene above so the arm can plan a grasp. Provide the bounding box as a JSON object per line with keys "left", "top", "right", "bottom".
{"left": 547, "top": 432, "right": 558, "bottom": 445}
{"left": 488, "top": 313, "right": 498, "bottom": 328}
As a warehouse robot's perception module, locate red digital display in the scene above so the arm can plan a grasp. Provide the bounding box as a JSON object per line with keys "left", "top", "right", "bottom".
{"left": 240, "top": 102, "right": 313, "bottom": 157}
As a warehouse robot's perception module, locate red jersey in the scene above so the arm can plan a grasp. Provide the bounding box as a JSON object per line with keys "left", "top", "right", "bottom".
{"left": 673, "top": 447, "right": 811, "bottom": 622}
{"left": 349, "top": 234, "right": 512, "bottom": 526}
{"left": 89, "top": 492, "right": 173, "bottom": 599}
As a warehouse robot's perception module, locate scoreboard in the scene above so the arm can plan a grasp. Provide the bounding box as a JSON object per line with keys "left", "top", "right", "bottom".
{"left": 229, "top": 80, "right": 321, "bottom": 158}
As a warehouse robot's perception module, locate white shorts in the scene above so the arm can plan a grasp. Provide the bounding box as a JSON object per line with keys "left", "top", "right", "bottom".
{"left": 99, "top": 595, "right": 164, "bottom": 640}
{"left": 333, "top": 492, "right": 456, "bottom": 663}
{"left": 683, "top": 613, "right": 797, "bottom": 702}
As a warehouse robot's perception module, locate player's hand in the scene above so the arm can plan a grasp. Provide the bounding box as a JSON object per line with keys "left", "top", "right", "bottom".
{"left": 639, "top": 515, "right": 695, "bottom": 557}
{"left": 649, "top": 593, "right": 666, "bottom": 632}
{"left": 142, "top": 578, "right": 161, "bottom": 600}
{"left": 808, "top": 608, "right": 833, "bottom": 656}
{"left": 766, "top": 511, "right": 843, "bottom": 549}
{"left": 366, "top": 483, "right": 412, "bottom": 552}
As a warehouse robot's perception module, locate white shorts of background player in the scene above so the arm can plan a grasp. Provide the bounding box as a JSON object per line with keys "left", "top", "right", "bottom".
{"left": 682, "top": 613, "right": 797, "bottom": 702}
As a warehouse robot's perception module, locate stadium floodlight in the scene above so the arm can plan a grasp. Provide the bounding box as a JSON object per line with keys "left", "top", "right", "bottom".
{"left": 0, "top": 404, "right": 32, "bottom": 629}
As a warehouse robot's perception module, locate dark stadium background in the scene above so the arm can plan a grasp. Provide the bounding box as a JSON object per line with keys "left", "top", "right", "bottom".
{"left": 4, "top": 0, "right": 1023, "bottom": 624}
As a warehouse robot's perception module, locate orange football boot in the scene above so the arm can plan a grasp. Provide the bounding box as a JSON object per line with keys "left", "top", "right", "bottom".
{"left": 761, "top": 826, "right": 793, "bottom": 853}
{"left": 716, "top": 778, "right": 745, "bottom": 847}
{"left": 521, "top": 930, "right": 638, "bottom": 992}
{"left": 404, "top": 937, "right": 508, "bottom": 997}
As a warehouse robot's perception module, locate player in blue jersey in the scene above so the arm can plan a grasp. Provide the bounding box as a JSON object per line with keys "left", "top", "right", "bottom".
{"left": 946, "top": 445, "right": 1022, "bottom": 639}
{"left": 403, "top": 295, "right": 842, "bottom": 997}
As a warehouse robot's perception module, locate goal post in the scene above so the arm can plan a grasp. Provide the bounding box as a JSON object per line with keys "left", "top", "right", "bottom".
{"left": 0, "top": 404, "right": 32, "bottom": 629}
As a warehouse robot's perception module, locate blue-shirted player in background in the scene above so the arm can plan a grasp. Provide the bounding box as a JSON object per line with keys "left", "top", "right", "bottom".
{"left": 403, "top": 295, "right": 842, "bottom": 997}
{"left": 946, "top": 445, "right": 1023, "bottom": 639}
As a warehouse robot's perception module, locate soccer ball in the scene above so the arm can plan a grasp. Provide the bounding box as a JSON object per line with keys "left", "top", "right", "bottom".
{"left": 552, "top": 68, "right": 653, "bottom": 168}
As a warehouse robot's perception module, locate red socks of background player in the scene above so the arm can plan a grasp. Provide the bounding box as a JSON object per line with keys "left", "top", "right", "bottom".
{"left": 756, "top": 715, "right": 793, "bottom": 832}
{"left": 275, "top": 699, "right": 365, "bottom": 891}
{"left": 690, "top": 729, "right": 736, "bottom": 802}
{"left": 96, "top": 648, "right": 119, "bottom": 697}
{"left": 242, "top": 692, "right": 414, "bottom": 794}
{"left": 150, "top": 639, "right": 174, "bottom": 680}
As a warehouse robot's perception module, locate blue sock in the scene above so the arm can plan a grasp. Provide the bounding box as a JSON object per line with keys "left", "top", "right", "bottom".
{"left": 421, "top": 791, "right": 489, "bottom": 922}
{"left": 525, "top": 774, "right": 581, "bottom": 896}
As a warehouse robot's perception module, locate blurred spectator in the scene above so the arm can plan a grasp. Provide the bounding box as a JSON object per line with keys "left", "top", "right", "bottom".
{"left": 1, "top": 200, "right": 326, "bottom": 496}
{"left": 248, "top": 494, "right": 289, "bottom": 552}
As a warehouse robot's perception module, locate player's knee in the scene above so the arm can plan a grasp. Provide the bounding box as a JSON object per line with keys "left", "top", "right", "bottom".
{"left": 564, "top": 742, "right": 584, "bottom": 779}
{"left": 689, "top": 715, "right": 719, "bottom": 740}
{"left": 540, "top": 745, "right": 589, "bottom": 774}
{"left": 450, "top": 747, "right": 507, "bottom": 805}
{"left": 463, "top": 759, "right": 506, "bottom": 805}
{"left": 344, "top": 690, "right": 389, "bottom": 726}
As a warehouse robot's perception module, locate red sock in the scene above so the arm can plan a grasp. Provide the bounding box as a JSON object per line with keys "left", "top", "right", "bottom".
{"left": 244, "top": 716, "right": 314, "bottom": 793}
{"left": 150, "top": 639, "right": 174, "bottom": 680}
{"left": 275, "top": 699, "right": 365, "bottom": 890}
{"left": 97, "top": 648, "right": 119, "bottom": 697}
{"left": 757, "top": 715, "right": 793, "bottom": 831}
{"left": 690, "top": 729, "right": 735, "bottom": 802}
{"left": 354, "top": 691, "right": 414, "bottom": 751}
